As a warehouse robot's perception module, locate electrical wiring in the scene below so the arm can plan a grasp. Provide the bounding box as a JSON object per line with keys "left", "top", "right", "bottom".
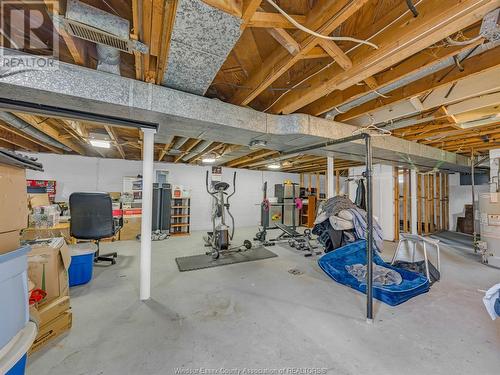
{"left": 264, "top": 0, "right": 378, "bottom": 50}
{"left": 445, "top": 35, "right": 483, "bottom": 46}
{"left": 263, "top": 0, "right": 425, "bottom": 113}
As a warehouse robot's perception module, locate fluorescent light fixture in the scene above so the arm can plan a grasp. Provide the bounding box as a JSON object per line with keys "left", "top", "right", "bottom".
{"left": 89, "top": 139, "right": 111, "bottom": 148}
{"left": 202, "top": 157, "right": 216, "bottom": 163}
{"left": 267, "top": 163, "right": 281, "bottom": 170}
{"left": 88, "top": 131, "right": 111, "bottom": 149}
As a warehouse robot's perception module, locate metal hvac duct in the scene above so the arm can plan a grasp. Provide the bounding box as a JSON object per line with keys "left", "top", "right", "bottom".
{"left": 0, "top": 112, "right": 71, "bottom": 151}
{"left": 181, "top": 140, "right": 212, "bottom": 161}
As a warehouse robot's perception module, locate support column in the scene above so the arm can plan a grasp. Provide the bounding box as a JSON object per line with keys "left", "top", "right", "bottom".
{"left": 327, "top": 156, "right": 334, "bottom": 198}
{"left": 410, "top": 169, "right": 418, "bottom": 235}
{"left": 140, "top": 127, "right": 156, "bottom": 301}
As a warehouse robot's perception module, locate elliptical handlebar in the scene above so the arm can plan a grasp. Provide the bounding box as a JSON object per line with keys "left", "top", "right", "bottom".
{"left": 227, "top": 172, "right": 236, "bottom": 201}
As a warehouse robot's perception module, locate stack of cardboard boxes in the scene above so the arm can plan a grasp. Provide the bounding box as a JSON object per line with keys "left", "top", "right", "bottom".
{"left": 27, "top": 238, "right": 73, "bottom": 353}
{"left": 0, "top": 156, "right": 73, "bottom": 354}
{"left": 0, "top": 162, "right": 28, "bottom": 254}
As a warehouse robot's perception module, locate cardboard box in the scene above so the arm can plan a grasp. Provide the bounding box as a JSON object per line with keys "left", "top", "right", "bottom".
{"left": 27, "top": 238, "right": 71, "bottom": 307}
{"left": 0, "top": 164, "right": 28, "bottom": 234}
{"left": 0, "top": 230, "right": 20, "bottom": 255}
{"left": 22, "top": 223, "right": 73, "bottom": 244}
{"left": 28, "top": 193, "right": 50, "bottom": 208}
{"left": 29, "top": 310, "right": 72, "bottom": 354}
{"left": 120, "top": 215, "right": 141, "bottom": 240}
{"left": 37, "top": 296, "right": 71, "bottom": 326}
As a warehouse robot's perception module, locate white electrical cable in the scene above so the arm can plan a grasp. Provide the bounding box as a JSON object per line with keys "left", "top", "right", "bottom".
{"left": 373, "top": 90, "right": 391, "bottom": 98}
{"left": 265, "top": 0, "right": 378, "bottom": 49}
{"left": 445, "top": 35, "right": 483, "bottom": 46}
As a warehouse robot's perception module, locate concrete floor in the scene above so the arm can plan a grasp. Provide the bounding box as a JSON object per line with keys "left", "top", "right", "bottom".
{"left": 28, "top": 228, "right": 500, "bottom": 375}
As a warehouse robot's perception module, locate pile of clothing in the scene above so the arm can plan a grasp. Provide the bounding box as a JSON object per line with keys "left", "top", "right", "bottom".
{"left": 312, "top": 195, "right": 383, "bottom": 253}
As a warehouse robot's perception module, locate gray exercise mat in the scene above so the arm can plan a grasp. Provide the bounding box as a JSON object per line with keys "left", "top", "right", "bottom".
{"left": 175, "top": 247, "right": 277, "bottom": 272}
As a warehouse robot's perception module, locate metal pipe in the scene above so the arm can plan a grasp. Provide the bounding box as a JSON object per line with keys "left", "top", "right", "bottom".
{"left": 365, "top": 135, "right": 374, "bottom": 322}
{"left": 405, "top": 0, "right": 419, "bottom": 17}
{"left": 275, "top": 132, "right": 375, "bottom": 321}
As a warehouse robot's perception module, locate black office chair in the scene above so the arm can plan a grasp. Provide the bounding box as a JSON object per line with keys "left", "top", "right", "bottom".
{"left": 69, "top": 192, "right": 119, "bottom": 265}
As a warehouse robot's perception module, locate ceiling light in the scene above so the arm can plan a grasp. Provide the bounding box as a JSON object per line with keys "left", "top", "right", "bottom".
{"left": 249, "top": 139, "right": 267, "bottom": 149}
{"left": 89, "top": 131, "right": 111, "bottom": 148}
{"left": 89, "top": 139, "right": 111, "bottom": 148}
{"left": 267, "top": 163, "right": 281, "bottom": 170}
{"left": 202, "top": 153, "right": 218, "bottom": 164}
{"left": 202, "top": 157, "right": 216, "bottom": 164}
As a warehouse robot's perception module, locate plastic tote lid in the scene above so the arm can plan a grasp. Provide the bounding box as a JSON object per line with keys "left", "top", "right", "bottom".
{"left": 0, "top": 322, "right": 37, "bottom": 374}
{"left": 69, "top": 243, "right": 98, "bottom": 256}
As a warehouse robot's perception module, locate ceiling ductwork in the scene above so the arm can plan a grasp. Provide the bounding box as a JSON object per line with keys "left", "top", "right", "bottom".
{"left": 0, "top": 112, "right": 72, "bottom": 151}
{"left": 181, "top": 140, "right": 212, "bottom": 162}
{"left": 162, "top": 0, "right": 241, "bottom": 95}
{"left": 60, "top": 0, "right": 149, "bottom": 76}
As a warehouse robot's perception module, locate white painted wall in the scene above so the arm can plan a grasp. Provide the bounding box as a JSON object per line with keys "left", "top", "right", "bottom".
{"left": 348, "top": 164, "right": 395, "bottom": 241}
{"left": 25, "top": 153, "right": 299, "bottom": 231}
{"left": 448, "top": 172, "right": 489, "bottom": 231}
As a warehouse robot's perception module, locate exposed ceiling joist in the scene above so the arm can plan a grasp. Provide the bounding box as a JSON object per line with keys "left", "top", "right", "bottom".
{"left": 229, "top": 0, "right": 370, "bottom": 106}
{"left": 301, "top": 27, "right": 485, "bottom": 116}
{"left": 248, "top": 11, "right": 306, "bottom": 29}
{"left": 269, "top": 0, "right": 498, "bottom": 114}
{"left": 340, "top": 47, "right": 500, "bottom": 123}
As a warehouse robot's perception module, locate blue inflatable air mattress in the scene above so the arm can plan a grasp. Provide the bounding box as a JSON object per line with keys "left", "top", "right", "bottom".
{"left": 318, "top": 240, "right": 429, "bottom": 306}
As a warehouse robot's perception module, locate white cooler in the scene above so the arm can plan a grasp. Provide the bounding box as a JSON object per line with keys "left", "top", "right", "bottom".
{"left": 0, "top": 246, "right": 30, "bottom": 348}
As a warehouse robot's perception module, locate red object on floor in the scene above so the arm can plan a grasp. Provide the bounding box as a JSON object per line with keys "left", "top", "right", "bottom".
{"left": 29, "top": 289, "right": 47, "bottom": 305}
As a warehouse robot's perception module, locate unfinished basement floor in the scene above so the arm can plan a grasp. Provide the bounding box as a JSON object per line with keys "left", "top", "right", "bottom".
{"left": 27, "top": 228, "right": 500, "bottom": 375}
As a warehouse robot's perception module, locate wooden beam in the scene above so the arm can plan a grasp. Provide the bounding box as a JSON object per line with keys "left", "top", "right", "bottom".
{"left": 318, "top": 40, "right": 352, "bottom": 70}
{"left": 174, "top": 139, "right": 203, "bottom": 163}
{"left": 155, "top": 0, "right": 178, "bottom": 84}
{"left": 15, "top": 114, "right": 86, "bottom": 155}
{"left": 241, "top": 0, "right": 262, "bottom": 30}
{"left": 0, "top": 121, "right": 61, "bottom": 153}
{"left": 202, "top": 0, "right": 242, "bottom": 18}
{"left": 0, "top": 128, "right": 48, "bottom": 152}
{"left": 158, "top": 138, "right": 175, "bottom": 161}
{"left": 186, "top": 142, "right": 222, "bottom": 164}
{"left": 270, "top": 0, "right": 497, "bottom": 114}
{"left": 131, "top": 0, "right": 143, "bottom": 80}
{"left": 45, "top": 0, "right": 87, "bottom": 66}
{"left": 104, "top": 126, "right": 126, "bottom": 159}
{"left": 301, "top": 27, "right": 484, "bottom": 115}
{"left": 267, "top": 28, "right": 300, "bottom": 55}
{"left": 225, "top": 149, "right": 277, "bottom": 167}
{"left": 337, "top": 46, "right": 500, "bottom": 122}
{"left": 335, "top": 170, "right": 340, "bottom": 195}
{"left": 248, "top": 12, "right": 306, "bottom": 29}
{"left": 303, "top": 46, "right": 330, "bottom": 60}
{"left": 230, "top": 0, "right": 370, "bottom": 106}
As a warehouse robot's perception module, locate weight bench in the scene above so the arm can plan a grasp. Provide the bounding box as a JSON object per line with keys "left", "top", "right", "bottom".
{"left": 274, "top": 223, "right": 303, "bottom": 240}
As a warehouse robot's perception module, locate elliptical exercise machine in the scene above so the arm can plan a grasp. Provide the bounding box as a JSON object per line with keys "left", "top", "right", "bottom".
{"left": 204, "top": 171, "right": 252, "bottom": 259}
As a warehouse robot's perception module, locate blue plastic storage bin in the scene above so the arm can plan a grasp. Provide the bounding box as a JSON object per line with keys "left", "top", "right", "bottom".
{"left": 0, "top": 246, "right": 30, "bottom": 349}
{"left": 68, "top": 244, "right": 96, "bottom": 287}
{"left": 5, "top": 354, "right": 26, "bottom": 375}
